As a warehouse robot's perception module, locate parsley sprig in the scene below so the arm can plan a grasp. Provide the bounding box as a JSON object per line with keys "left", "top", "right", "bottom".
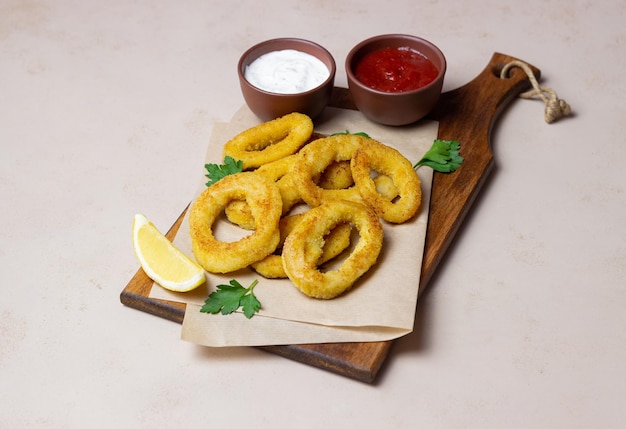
{"left": 204, "top": 156, "right": 243, "bottom": 187}
{"left": 330, "top": 130, "right": 371, "bottom": 138}
{"left": 414, "top": 139, "right": 464, "bottom": 173}
{"left": 200, "top": 279, "right": 261, "bottom": 319}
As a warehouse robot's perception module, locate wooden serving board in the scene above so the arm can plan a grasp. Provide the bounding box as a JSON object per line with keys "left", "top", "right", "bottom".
{"left": 120, "top": 53, "right": 539, "bottom": 383}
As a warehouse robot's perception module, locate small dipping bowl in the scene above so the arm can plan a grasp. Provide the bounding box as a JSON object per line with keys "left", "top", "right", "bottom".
{"left": 238, "top": 38, "right": 336, "bottom": 121}
{"left": 346, "top": 34, "right": 446, "bottom": 126}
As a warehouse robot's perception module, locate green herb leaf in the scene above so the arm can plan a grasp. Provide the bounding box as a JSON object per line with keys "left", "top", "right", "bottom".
{"left": 330, "top": 130, "right": 371, "bottom": 138}
{"left": 414, "top": 139, "right": 464, "bottom": 173}
{"left": 239, "top": 292, "right": 262, "bottom": 319}
{"left": 200, "top": 279, "right": 261, "bottom": 319}
{"left": 204, "top": 156, "right": 243, "bottom": 187}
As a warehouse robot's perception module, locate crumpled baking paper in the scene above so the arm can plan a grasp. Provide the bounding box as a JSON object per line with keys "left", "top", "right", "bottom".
{"left": 149, "top": 105, "right": 438, "bottom": 346}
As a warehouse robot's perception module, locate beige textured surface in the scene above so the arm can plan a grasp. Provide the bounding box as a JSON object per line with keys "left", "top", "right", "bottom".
{"left": 1, "top": 0, "right": 625, "bottom": 427}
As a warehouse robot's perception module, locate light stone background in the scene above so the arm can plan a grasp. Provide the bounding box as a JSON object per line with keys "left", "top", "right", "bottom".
{"left": 1, "top": 0, "right": 624, "bottom": 427}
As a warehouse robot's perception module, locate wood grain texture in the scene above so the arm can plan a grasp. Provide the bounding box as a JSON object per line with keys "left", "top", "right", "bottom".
{"left": 420, "top": 52, "right": 540, "bottom": 291}
{"left": 120, "top": 52, "right": 539, "bottom": 383}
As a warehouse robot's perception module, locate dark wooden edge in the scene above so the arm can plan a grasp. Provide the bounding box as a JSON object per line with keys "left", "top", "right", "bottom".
{"left": 420, "top": 52, "right": 540, "bottom": 290}
{"left": 120, "top": 52, "right": 540, "bottom": 383}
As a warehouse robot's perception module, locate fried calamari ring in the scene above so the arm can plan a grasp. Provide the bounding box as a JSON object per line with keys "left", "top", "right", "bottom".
{"left": 282, "top": 200, "right": 384, "bottom": 299}
{"left": 251, "top": 213, "right": 353, "bottom": 279}
{"left": 290, "top": 134, "right": 367, "bottom": 206}
{"left": 303, "top": 221, "right": 353, "bottom": 270}
{"left": 316, "top": 160, "right": 399, "bottom": 199}
{"left": 256, "top": 154, "right": 303, "bottom": 214}
{"left": 224, "top": 154, "right": 303, "bottom": 229}
{"left": 225, "top": 154, "right": 366, "bottom": 229}
{"left": 222, "top": 112, "right": 313, "bottom": 170}
{"left": 250, "top": 214, "right": 302, "bottom": 278}
{"left": 318, "top": 160, "right": 354, "bottom": 190}
{"left": 373, "top": 174, "right": 399, "bottom": 201}
{"left": 222, "top": 199, "right": 257, "bottom": 230}
{"left": 189, "top": 172, "right": 282, "bottom": 273}
{"left": 351, "top": 139, "right": 421, "bottom": 223}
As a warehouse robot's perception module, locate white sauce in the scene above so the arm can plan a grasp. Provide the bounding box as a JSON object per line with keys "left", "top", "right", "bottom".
{"left": 244, "top": 49, "right": 330, "bottom": 94}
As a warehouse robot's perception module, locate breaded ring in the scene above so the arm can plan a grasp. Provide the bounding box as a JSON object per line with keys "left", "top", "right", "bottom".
{"left": 249, "top": 214, "right": 303, "bottom": 278}
{"left": 189, "top": 172, "right": 282, "bottom": 273}
{"left": 222, "top": 112, "right": 313, "bottom": 170}
{"left": 351, "top": 139, "right": 421, "bottom": 223}
{"left": 251, "top": 213, "right": 353, "bottom": 279}
{"left": 373, "top": 174, "right": 399, "bottom": 201}
{"left": 318, "top": 160, "right": 354, "bottom": 190}
{"left": 224, "top": 154, "right": 303, "bottom": 229}
{"left": 282, "top": 200, "right": 383, "bottom": 299}
{"left": 256, "top": 154, "right": 303, "bottom": 214}
{"left": 223, "top": 199, "right": 257, "bottom": 230}
{"left": 290, "top": 134, "right": 367, "bottom": 206}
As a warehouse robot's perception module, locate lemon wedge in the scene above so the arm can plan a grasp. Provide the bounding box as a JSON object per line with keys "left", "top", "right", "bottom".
{"left": 132, "top": 213, "right": 205, "bottom": 292}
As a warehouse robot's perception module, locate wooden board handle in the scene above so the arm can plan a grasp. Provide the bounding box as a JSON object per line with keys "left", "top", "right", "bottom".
{"left": 419, "top": 52, "right": 540, "bottom": 291}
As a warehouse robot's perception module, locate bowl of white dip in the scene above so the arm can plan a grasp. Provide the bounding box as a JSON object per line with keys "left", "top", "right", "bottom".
{"left": 238, "top": 38, "right": 336, "bottom": 121}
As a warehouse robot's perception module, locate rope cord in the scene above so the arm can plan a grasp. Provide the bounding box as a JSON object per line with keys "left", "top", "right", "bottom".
{"left": 501, "top": 60, "right": 571, "bottom": 124}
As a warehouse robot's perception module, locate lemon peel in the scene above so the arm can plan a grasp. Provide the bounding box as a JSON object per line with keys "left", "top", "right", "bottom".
{"left": 132, "top": 213, "right": 205, "bottom": 292}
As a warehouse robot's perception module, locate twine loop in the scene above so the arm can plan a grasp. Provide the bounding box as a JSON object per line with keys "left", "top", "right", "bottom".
{"left": 500, "top": 60, "right": 571, "bottom": 124}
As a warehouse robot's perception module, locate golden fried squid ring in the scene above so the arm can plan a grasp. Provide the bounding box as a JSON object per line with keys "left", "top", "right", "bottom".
{"left": 251, "top": 213, "right": 353, "bottom": 279}
{"left": 290, "top": 134, "right": 368, "bottom": 206}
{"left": 224, "top": 154, "right": 303, "bottom": 229}
{"left": 373, "top": 175, "right": 399, "bottom": 201}
{"left": 189, "top": 172, "right": 282, "bottom": 273}
{"left": 250, "top": 214, "right": 302, "bottom": 278}
{"left": 318, "top": 162, "right": 398, "bottom": 199}
{"left": 282, "top": 200, "right": 384, "bottom": 299}
{"left": 222, "top": 112, "right": 313, "bottom": 170}
{"left": 351, "top": 139, "right": 421, "bottom": 223}
{"left": 317, "top": 160, "right": 354, "bottom": 190}
{"left": 222, "top": 199, "right": 256, "bottom": 230}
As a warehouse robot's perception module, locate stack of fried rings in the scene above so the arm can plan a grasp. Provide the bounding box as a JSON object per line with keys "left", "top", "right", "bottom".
{"left": 188, "top": 112, "right": 422, "bottom": 299}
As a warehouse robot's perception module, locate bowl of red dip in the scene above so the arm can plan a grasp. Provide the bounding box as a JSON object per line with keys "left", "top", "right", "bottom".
{"left": 238, "top": 38, "right": 336, "bottom": 121}
{"left": 346, "top": 34, "right": 446, "bottom": 126}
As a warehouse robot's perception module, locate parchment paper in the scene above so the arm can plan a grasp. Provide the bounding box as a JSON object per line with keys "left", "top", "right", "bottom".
{"left": 149, "top": 105, "right": 438, "bottom": 346}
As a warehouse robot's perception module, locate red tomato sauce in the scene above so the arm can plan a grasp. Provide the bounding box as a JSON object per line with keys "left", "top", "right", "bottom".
{"left": 354, "top": 46, "right": 439, "bottom": 92}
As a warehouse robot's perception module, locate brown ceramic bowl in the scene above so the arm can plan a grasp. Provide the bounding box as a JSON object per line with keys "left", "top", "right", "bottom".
{"left": 238, "top": 38, "right": 336, "bottom": 121}
{"left": 346, "top": 34, "right": 446, "bottom": 126}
